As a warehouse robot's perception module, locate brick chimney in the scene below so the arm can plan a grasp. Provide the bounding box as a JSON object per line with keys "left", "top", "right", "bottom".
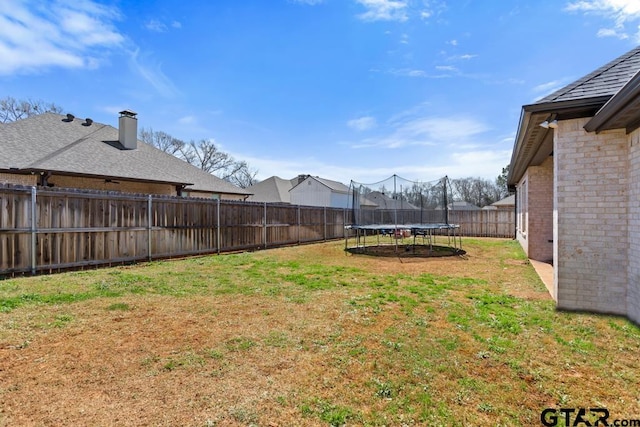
{"left": 118, "top": 110, "right": 138, "bottom": 150}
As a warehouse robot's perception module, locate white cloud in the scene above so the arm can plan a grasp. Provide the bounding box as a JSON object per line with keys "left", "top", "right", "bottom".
{"left": 178, "top": 116, "right": 196, "bottom": 125}
{"left": 128, "top": 48, "right": 179, "bottom": 98}
{"left": 0, "top": 0, "right": 123, "bottom": 75}
{"left": 597, "top": 27, "right": 629, "bottom": 38}
{"left": 290, "top": 0, "right": 325, "bottom": 4}
{"left": 532, "top": 79, "right": 566, "bottom": 98}
{"left": 353, "top": 114, "right": 491, "bottom": 149}
{"left": 388, "top": 68, "right": 427, "bottom": 77}
{"left": 356, "top": 0, "right": 409, "bottom": 22}
{"left": 145, "top": 18, "right": 183, "bottom": 32}
{"left": 348, "top": 116, "right": 377, "bottom": 131}
{"left": 145, "top": 19, "right": 167, "bottom": 32}
{"left": 565, "top": 0, "right": 640, "bottom": 41}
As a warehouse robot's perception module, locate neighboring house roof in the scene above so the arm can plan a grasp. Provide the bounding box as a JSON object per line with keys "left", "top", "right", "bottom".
{"left": 247, "top": 175, "right": 350, "bottom": 204}
{"left": 246, "top": 176, "right": 295, "bottom": 203}
{"left": 507, "top": 46, "right": 640, "bottom": 187}
{"left": 291, "top": 176, "right": 350, "bottom": 194}
{"left": 0, "top": 113, "right": 250, "bottom": 196}
{"left": 483, "top": 194, "right": 515, "bottom": 210}
{"left": 449, "top": 200, "right": 480, "bottom": 211}
{"left": 364, "top": 191, "right": 420, "bottom": 210}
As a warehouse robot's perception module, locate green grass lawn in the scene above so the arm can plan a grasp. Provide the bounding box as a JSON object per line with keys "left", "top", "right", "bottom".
{"left": 0, "top": 238, "right": 638, "bottom": 426}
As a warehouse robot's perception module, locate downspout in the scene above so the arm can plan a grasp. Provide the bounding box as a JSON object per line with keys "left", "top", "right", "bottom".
{"left": 512, "top": 187, "right": 517, "bottom": 240}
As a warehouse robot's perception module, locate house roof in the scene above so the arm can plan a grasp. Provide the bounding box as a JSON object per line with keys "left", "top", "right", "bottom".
{"left": 584, "top": 68, "right": 640, "bottom": 133}
{"left": 291, "top": 176, "right": 350, "bottom": 194}
{"left": 248, "top": 175, "right": 351, "bottom": 203}
{"left": 364, "top": 191, "right": 420, "bottom": 210}
{"left": 449, "top": 200, "right": 480, "bottom": 210}
{"left": 482, "top": 194, "right": 515, "bottom": 209}
{"left": 0, "top": 113, "right": 250, "bottom": 196}
{"left": 491, "top": 194, "right": 515, "bottom": 207}
{"left": 246, "top": 176, "right": 295, "bottom": 203}
{"left": 507, "top": 46, "right": 640, "bottom": 187}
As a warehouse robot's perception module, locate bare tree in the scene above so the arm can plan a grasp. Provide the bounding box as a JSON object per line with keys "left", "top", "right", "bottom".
{"left": 139, "top": 127, "right": 186, "bottom": 156}
{"left": 0, "top": 96, "right": 63, "bottom": 123}
{"left": 139, "top": 129, "right": 258, "bottom": 188}
{"left": 226, "top": 162, "right": 259, "bottom": 188}
{"left": 451, "top": 176, "right": 505, "bottom": 207}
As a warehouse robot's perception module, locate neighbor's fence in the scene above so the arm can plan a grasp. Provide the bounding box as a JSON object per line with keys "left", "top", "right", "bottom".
{"left": 351, "top": 208, "right": 515, "bottom": 239}
{"left": 449, "top": 210, "right": 514, "bottom": 239}
{"left": 0, "top": 185, "right": 514, "bottom": 276}
{"left": 0, "top": 186, "right": 348, "bottom": 275}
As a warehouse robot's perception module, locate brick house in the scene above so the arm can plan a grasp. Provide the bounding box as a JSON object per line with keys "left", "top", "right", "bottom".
{"left": 507, "top": 46, "right": 640, "bottom": 324}
{"left": 0, "top": 111, "right": 251, "bottom": 200}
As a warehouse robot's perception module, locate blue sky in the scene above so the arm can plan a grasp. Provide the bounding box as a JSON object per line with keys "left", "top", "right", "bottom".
{"left": 2, "top": 0, "right": 640, "bottom": 185}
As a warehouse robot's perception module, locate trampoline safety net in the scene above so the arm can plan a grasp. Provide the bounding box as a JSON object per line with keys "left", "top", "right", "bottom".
{"left": 345, "top": 175, "right": 463, "bottom": 256}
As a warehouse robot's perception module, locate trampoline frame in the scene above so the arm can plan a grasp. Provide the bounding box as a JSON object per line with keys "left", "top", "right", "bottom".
{"left": 345, "top": 223, "right": 462, "bottom": 254}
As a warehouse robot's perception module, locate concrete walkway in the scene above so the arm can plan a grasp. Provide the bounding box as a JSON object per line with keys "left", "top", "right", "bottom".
{"left": 529, "top": 259, "right": 554, "bottom": 298}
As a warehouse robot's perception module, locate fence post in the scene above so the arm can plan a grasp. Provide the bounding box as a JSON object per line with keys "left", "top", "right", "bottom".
{"left": 30, "top": 186, "right": 37, "bottom": 275}
{"left": 147, "top": 194, "right": 152, "bottom": 261}
{"left": 297, "top": 205, "right": 301, "bottom": 244}
{"left": 324, "top": 206, "right": 327, "bottom": 241}
{"left": 263, "top": 202, "right": 267, "bottom": 249}
{"left": 216, "top": 198, "right": 221, "bottom": 254}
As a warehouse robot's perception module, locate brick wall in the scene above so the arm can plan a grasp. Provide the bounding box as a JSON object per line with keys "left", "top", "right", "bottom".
{"left": 51, "top": 175, "right": 175, "bottom": 195}
{"left": 0, "top": 172, "right": 37, "bottom": 186}
{"left": 527, "top": 156, "right": 554, "bottom": 262}
{"left": 627, "top": 129, "right": 640, "bottom": 324}
{"left": 554, "top": 118, "right": 628, "bottom": 315}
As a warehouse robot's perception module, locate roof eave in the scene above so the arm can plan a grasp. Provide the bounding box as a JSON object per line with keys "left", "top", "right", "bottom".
{"left": 20, "top": 167, "right": 192, "bottom": 187}
{"left": 584, "top": 70, "right": 640, "bottom": 133}
{"left": 507, "top": 96, "right": 612, "bottom": 187}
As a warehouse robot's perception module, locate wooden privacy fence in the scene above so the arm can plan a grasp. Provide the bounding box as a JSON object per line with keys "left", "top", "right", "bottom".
{"left": 0, "top": 186, "right": 348, "bottom": 275}
{"left": 449, "top": 210, "right": 514, "bottom": 239}
{"left": 0, "top": 186, "right": 515, "bottom": 275}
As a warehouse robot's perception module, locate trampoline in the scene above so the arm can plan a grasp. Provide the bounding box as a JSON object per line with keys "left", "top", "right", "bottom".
{"left": 345, "top": 175, "right": 464, "bottom": 258}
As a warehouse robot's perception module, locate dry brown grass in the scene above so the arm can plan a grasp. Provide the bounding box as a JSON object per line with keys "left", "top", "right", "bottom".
{"left": 0, "top": 238, "right": 639, "bottom": 426}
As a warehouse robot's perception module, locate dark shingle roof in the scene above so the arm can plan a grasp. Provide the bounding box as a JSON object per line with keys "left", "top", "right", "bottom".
{"left": 536, "top": 46, "right": 640, "bottom": 104}
{"left": 509, "top": 45, "right": 640, "bottom": 187}
{"left": 0, "top": 113, "right": 250, "bottom": 196}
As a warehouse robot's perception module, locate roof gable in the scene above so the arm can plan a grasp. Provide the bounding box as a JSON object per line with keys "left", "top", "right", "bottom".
{"left": 246, "top": 176, "right": 293, "bottom": 203}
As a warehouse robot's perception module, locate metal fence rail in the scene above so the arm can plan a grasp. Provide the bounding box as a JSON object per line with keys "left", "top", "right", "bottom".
{"left": 0, "top": 185, "right": 514, "bottom": 276}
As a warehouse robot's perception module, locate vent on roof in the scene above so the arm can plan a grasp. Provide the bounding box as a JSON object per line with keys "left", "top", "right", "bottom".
{"left": 118, "top": 110, "right": 138, "bottom": 150}
{"left": 82, "top": 118, "right": 93, "bottom": 127}
{"left": 63, "top": 113, "right": 75, "bottom": 122}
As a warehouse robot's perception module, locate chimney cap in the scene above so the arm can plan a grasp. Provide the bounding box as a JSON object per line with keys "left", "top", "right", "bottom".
{"left": 119, "top": 109, "right": 137, "bottom": 118}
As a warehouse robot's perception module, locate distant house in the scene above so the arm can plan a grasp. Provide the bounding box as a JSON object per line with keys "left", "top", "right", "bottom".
{"left": 0, "top": 111, "right": 251, "bottom": 200}
{"left": 364, "top": 191, "right": 420, "bottom": 210}
{"left": 448, "top": 201, "right": 480, "bottom": 211}
{"left": 482, "top": 195, "right": 515, "bottom": 211}
{"left": 290, "top": 175, "right": 350, "bottom": 208}
{"left": 246, "top": 176, "right": 297, "bottom": 204}
{"left": 507, "top": 45, "right": 640, "bottom": 324}
{"left": 247, "top": 175, "right": 351, "bottom": 208}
